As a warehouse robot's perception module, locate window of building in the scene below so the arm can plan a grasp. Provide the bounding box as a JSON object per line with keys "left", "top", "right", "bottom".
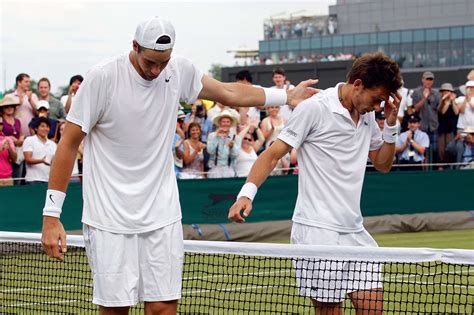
{"left": 438, "top": 28, "right": 450, "bottom": 41}
{"left": 343, "top": 34, "right": 354, "bottom": 46}
{"left": 355, "top": 34, "right": 369, "bottom": 46}
{"left": 413, "top": 30, "right": 424, "bottom": 42}
{"left": 301, "top": 38, "right": 310, "bottom": 50}
{"left": 389, "top": 31, "right": 401, "bottom": 44}
{"left": 370, "top": 33, "right": 377, "bottom": 45}
{"left": 377, "top": 32, "right": 389, "bottom": 45}
{"left": 464, "top": 26, "right": 474, "bottom": 39}
{"left": 426, "top": 29, "right": 437, "bottom": 42}
{"left": 451, "top": 27, "right": 463, "bottom": 40}
{"left": 332, "top": 35, "right": 343, "bottom": 48}
{"left": 321, "top": 37, "right": 332, "bottom": 48}
{"left": 259, "top": 41, "right": 270, "bottom": 53}
{"left": 401, "top": 31, "right": 412, "bottom": 43}
{"left": 287, "top": 39, "right": 299, "bottom": 50}
{"left": 311, "top": 37, "right": 321, "bottom": 49}
{"left": 270, "top": 40, "right": 280, "bottom": 52}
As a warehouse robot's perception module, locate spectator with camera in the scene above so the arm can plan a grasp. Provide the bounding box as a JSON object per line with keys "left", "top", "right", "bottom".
{"left": 396, "top": 114, "right": 430, "bottom": 171}
{"left": 437, "top": 83, "right": 459, "bottom": 168}
{"left": 62, "top": 75, "right": 84, "bottom": 113}
{"left": 173, "top": 110, "right": 186, "bottom": 177}
{"left": 446, "top": 127, "right": 474, "bottom": 169}
{"left": 6, "top": 73, "right": 38, "bottom": 137}
{"left": 456, "top": 81, "right": 474, "bottom": 135}
{"left": 207, "top": 110, "right": 240, "bottom": 178}
{"left": 184, "top": 99, "right": 213, "bottom": 143}
{"left": 235, "top": 122, "right": 265, "bottom": 177}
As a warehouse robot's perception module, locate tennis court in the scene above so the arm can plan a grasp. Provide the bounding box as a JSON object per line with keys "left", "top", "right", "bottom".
{"left": 1, "top": 230, "right": 473, "bottom": 314}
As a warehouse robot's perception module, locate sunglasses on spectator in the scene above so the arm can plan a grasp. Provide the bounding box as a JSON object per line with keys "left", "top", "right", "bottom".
{"left": 244, "top": 137, "right": 252, "bottom": 141}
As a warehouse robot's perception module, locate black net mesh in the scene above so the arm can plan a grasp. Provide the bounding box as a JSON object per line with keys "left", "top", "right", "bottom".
{"left": 1, "top": 241, "right": 473, "bottom": 314}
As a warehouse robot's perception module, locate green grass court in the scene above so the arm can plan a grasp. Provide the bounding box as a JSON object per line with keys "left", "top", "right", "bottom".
{"left": 1, "top": 229, "right": 473, "bottom": 314}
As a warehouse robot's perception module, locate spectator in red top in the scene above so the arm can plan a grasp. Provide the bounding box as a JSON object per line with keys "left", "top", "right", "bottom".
{"left": 0, "top": 116, "right": 17, "bottom": 186}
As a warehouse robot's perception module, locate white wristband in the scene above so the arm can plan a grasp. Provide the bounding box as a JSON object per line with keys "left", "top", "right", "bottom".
{"left": 237, "top": 182, "right": 258, "bottom": 201}
{"left": 263, "top": 88, "right": 287, "bottom": 107}
{"left": 382, "top": 121, "right": 399, "bottom": 144}
{"left": 43, "top": 189, "right": 66, "bottom": 218}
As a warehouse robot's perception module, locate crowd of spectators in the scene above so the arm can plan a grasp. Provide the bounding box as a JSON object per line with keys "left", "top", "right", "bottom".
{"left": 263, "top": 15, "right": 338, "bottom": 41}
{"left": 0, "top": 73, "right": 83, "bottom": 186}
{"left": 1, "top": 67, "right": 473, "bottom": 184}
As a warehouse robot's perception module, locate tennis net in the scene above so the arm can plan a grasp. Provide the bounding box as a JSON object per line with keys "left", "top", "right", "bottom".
{"left": 1, "top": 231, "right": 473, "bottom": 314}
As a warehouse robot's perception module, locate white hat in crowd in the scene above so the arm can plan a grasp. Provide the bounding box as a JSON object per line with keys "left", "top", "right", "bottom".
{"left": 37, "top": 100, "right": 50, "bottom": 110}
{"left": 213, "top": 109, "right": 239, "bottom": 127}
{"left": 134, "top": 17, "right": 175, "bottom": 51}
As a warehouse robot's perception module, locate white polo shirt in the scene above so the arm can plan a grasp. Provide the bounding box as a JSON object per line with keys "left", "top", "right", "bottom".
{"left": 278, "top": 83, "right": 383, "bottom": 232}
{"left": 67, "top": 53, "right": 203, "bottom": 234}
{"left": 23, "top": 135, "right": 57, "bottom": 182}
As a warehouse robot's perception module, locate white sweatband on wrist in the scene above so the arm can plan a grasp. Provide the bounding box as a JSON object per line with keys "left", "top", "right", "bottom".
{"left": 263, "top": 88, "right": 287, "bottom": 107}
{"left": 237, "top": 182, "right": 258, "bottom": 201}
{"left": 382, "top": 121, "right": 399, "bottom": 144}
{"left": 43, "top": 189, "right": 66, "bottom": 218}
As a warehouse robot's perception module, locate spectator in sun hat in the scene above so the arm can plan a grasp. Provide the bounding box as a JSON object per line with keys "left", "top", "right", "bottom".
{"left": 28, "top": 100, "right": 58, "bottom": 139}
{"left": 207, "top": 109, "right": 240, "bottom": 178}
{"left": 0, "top": 96, "right": 24, "bottom": 184}
{"left": 396, "top": 113, "right": 430, "bottom": 171}
{"left": 437, "top": 82, "right": 459, "bottom": 167}
{"left": 455, "top": 81, "right": 474, "bottom": 135}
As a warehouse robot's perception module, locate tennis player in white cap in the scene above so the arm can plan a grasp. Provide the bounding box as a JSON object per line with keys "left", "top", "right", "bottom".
{"left": 41, "top": 17, "right": 317, "bottom": 314}
{"left": 229, "top": 52, "right": 403, "bottom": 315}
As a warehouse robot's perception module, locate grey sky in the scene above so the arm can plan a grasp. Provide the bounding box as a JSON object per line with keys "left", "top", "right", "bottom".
{"left": 1, "top": 0, "right": 335, "bottom": 94}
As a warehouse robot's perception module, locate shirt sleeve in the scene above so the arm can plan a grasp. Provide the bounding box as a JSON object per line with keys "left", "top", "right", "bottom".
{"left": 66, "top": 66, "right": 108, "bottom": 134}
{"left": 22, "top": 137, "right": 33, "bottom": 152}
{"left": 178, "top": 56, "right": 204, "bottom": 104}
{"left": 277, "top": 97, "right": 319, "bottom": 150}
{"left": 418, "top": 132, "right": 430, "bottom": 148}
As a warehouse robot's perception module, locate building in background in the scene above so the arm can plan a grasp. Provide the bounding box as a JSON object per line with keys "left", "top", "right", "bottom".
{"left": 258, "top": 0, "right": 473, "bottom": 69}
{"left": 223, "top": 0, "right": 473, "bottom": 89}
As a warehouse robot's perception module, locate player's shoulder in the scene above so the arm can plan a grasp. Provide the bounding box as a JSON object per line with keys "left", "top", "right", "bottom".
{"left": 295, "top": 86, "right": 335, "bottom": 114}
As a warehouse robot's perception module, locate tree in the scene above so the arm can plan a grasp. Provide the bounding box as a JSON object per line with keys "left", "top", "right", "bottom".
{"left": 208, "top": 63, "right": 223, "bottom": 81}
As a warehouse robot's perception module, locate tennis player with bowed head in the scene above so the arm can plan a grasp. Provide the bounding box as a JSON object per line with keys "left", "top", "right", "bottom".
{"left": 40, "top": 17, "right": 318, "bottom": 315}
{"left": 229, "top": 52, "right": 403, "bottom": 315}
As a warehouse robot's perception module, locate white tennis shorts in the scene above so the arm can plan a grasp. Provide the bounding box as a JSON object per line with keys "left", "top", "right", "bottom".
{"left": 83, "top": 221, "right": 184, "bottom": 307}
{"left": 291, "top": 222, "right": 382, "bottom": 303}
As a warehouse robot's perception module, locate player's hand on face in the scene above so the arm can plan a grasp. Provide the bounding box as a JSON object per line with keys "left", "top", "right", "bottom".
{"left": 287, "top": 79, "right": 320, "bottom": 108}
{"left": 228, "top": 197, "right": 253, "bottom": 223}
{"left": 385, "top": 92, "right": 401, "bottom": 126}
{"left": 42, "top": 216, "right": 67, "bottom": 261}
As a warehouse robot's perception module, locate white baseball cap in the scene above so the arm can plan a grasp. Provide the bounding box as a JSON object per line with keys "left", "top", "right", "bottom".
{"left": 37, "top": 100, "right": 50, "bottom": 110}
{"left": 134, "top": 17, "right": 175, "bottom": 51}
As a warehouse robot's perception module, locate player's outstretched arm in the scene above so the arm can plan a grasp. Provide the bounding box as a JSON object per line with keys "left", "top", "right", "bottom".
{"left": 42, "top": 122, "right": 85, "bottom": 261}
{"left": 228, "top": 140, "right": 292, "bottom": 223}
{"left": 198, "top": 74, "right": 319, "bottom": 108}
